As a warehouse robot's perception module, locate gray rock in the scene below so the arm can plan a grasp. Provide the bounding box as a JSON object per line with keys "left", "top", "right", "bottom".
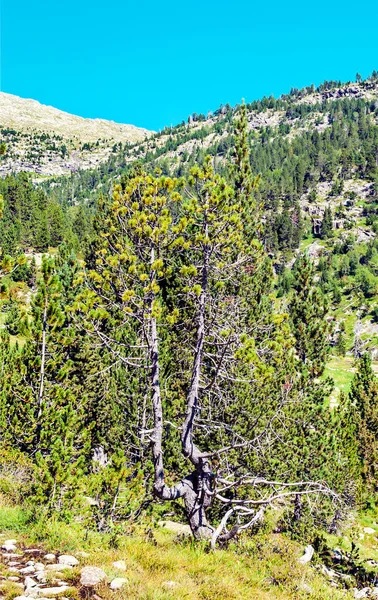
{"left": 8, "top": 576, "right": 20, "bottom": 582}
{"left": 58, "top": 555, "right": 79, "bottom": 567}
{"left": 162, "top": 580, "right": 179, "bottom": 589}
{"left": 354, "top": 588, "right": 371, "bottom": 599}
{"left": 112, "top": 560, "right": 126, "bottom": 571}
{"left": 158, "top": 520, "right": 191, "bottom": 535}
{"left": 298, "top": 545, "right": 314, "bottom": 565}
{"left": 46, "top": 564, "right": 72, "bottom": 572}
{"left": 2, "top": 543, "right": 17, "bottom": 552}
{"left": 363, "top": 527, "right": 376, "bottom": 534}
{"left": 298, "top": 582, "right": 313, "bottom": 594}
{"left": 4, "top": 539, "right": 17, "bottom": 545}
{"left": 35, "top": 586, "right": 71, "bottom": 597}
{"left": 34, "top": 564, "right": 45, "bottom": 572}
{"left": 110, "top": 578, "right": 128, "bottom": 590}
{"left": 19, "top": 566, "right": 36, "bottom": 575}
{"left": 43, "top": 554, "right": 55, "bottom": 563}
{"left": 24, "top": 576, "right": 38, "bottom": 589}
{"left": 80, "top": 566, "right": 107, "bottom": 587}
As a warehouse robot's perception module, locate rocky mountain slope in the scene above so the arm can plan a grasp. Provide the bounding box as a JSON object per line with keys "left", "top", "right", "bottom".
{"left": 0, "top": 92, "right": 151, "bottom": 177}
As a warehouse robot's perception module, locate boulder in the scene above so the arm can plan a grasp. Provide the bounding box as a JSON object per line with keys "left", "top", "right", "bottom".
{"left": 80, "top": 566, "right": 107, "bottom": 587}
{"left": 112, "top": 560, "right": 126, "bottom": 571}
{"left": 298, "top": 545, "right": 314, "bottom": 565}
{"left": 110, "top": 577, "right": 128, "bottom": 590}
{"left": 33, "top": 564, "right": 45, "bottom": 573}
{"left": 58, "top": 555, "right": 79, "bottom": 567}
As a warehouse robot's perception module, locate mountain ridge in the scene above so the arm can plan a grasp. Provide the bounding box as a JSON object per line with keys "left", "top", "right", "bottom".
{"left": 0, "top": 91, "right": 152, "bottom": 177}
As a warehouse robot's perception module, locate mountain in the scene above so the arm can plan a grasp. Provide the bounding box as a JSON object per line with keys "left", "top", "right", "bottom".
{"left": 0, "top": 92, "right": 152, "bottom": 177}
{"left": 39, "top": 75, "right": 378, "bottom": 364}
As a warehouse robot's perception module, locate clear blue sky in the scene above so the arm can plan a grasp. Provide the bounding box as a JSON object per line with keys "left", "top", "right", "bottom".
{"left": 2, "top": 0, "right": 378, "bottom": 131}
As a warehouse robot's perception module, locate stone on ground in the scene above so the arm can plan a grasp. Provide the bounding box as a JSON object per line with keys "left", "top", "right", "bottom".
{"left": 43, "top": 554, "right": 55, "bottom": 563}
{"left": 24, "top": 576, "right": 37, "bottom": 589}
{"left": 112, "top": 560, "right": 126, "bottom": 571}
{"left": 35, "top": 585, "right": 72, "bottom": 597}
{"left": 363, "top": 527, "right": 376, "bottom": 534}
{"left": 80, "top": 566, "right": 107, "bottom": 587}
{"left": 110, "top": 577, "right": 128, "bottom": 590}
{"left": 2, "top": 543, "right": 17, "bottom": 552}
{"left": 58, "top": 555, "right": 79, "bottom": 567}
{"left": 158, "top": 520, "right": 191, "bottom": 535}
{"left": 46, "top": 564, "right": 72, "bottom": 572}
{"left": 162, "top": 580, "right": 179, "bottom": 589}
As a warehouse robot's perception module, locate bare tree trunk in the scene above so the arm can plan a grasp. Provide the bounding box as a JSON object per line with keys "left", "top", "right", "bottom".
{"left": 181, "top": 217, "right": 214, "bottom": 539}
{"left": 149, "top": 239, "right": 214, "bottom": 539}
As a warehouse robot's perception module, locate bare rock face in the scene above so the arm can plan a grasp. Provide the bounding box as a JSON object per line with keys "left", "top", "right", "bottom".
{"left": 80, "top": 566, "right": 107, "bottom": 587}
{"left": 0, "top": 92, "right": 152, "bottom": 177}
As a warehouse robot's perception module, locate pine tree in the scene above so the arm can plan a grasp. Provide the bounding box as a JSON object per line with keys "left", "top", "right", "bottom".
{"left": 320, "top": 207, "right": 333, "bottom": 239}
{"left": 349, "top": 353, "right": 378, "bottom": 488}
{"left": 289, "top": 254, "right": 332, "bottom": 377}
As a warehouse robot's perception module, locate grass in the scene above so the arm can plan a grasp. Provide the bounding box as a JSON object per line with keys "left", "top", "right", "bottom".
{"left": 324, "top": 355, "right": 356, "bottom": 396}
{"left": 0, "top": 500, "right": 358, "bottom": 600}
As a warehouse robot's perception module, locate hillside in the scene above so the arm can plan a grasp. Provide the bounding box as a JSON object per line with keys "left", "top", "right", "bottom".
{"left": 2, "top": 75, "right": 378, "bottom": 600}
{"left": 38, "top": 76, "right": 378, "bottom": 368}
{"left": 0, "top": 92, "right": 151, "bottom": 177}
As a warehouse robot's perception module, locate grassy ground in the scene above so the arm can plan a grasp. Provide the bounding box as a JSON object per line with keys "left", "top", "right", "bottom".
{"left": 0, "top": 503, "right": 356, "bottom": 600}
{"left": 324, "top": 356, "right": 356, "bottom": 395}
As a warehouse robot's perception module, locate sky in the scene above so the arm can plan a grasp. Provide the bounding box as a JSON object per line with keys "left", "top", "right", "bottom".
{"left": 2, "top": 0, "right": 378, "bottom": 131}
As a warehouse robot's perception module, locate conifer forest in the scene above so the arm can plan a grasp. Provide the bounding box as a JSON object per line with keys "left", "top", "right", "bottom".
{"left": 1, "top": 75, "right": 378, "bottom": 599}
